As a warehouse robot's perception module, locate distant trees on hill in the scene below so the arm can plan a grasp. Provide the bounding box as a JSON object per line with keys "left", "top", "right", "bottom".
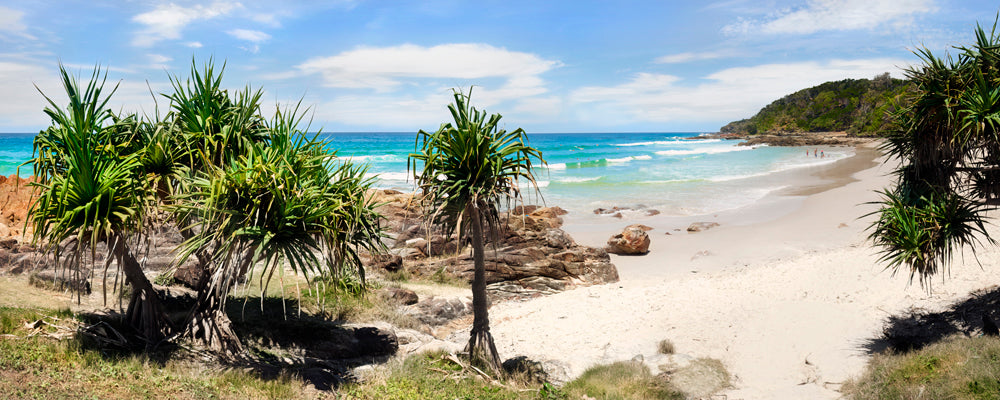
{"left": 720, "top": 73, "right": 912, "bottom": 136}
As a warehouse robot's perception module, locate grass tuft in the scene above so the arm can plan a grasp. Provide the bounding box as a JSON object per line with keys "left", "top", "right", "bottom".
{"left": 341, "top": 351, "right": 530, "bottom": 400}
{"left": 657, "top": 339, "right": 675, "bottom": 355}
{"left": 563, "top": 361, "right": 684, "bottom": 400}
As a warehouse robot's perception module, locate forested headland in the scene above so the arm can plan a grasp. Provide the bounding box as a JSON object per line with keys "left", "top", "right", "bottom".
{"left": 720, "top": 73, "right": 911, "bottom": 137}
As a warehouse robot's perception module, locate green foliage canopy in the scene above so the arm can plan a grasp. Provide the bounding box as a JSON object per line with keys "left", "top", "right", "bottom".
{"left": 869, "top": 20, "right": 1000, "bottom": 286}
{"left": 721, "top": 73, "right": 912, "bottom": 136}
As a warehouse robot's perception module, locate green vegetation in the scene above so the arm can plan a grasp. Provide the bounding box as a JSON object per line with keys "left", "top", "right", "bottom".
{"left": 0, "top": 306, "right": 703, "bottom": 399}
{"left": 845, "top": 335, "right": 1000, "bottom": 399}
{"left": 868, "top": 20, "right": 1000, "bottom": 285}
{"left": 298, "top": 278, "right": 422, "bottom": 329}
{"left": 0, "top": 307, "right": 310, "bottom": 399}
{"left": 27, "top": 61, "right": 384, "bottom": 354}
{"left": 342, "top": 351, "right": 533, "bottom": 400}
{"left": 409, "top": 88, "right": 544, "bottom": 372}
{"left": 721, "top": 73, "right": 911, "bottom": 136}
{"left": 562, "top": 361, "right": 684, "bottom": 400}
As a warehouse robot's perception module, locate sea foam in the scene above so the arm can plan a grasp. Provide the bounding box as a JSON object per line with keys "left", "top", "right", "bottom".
{"left": 655, "top": 146, "right": 754, "bottom": 156}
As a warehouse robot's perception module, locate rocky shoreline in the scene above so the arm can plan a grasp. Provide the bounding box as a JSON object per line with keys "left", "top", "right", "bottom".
{"left": 692, "top": 131, "right": 877, "bottom": 146}
{"left": 367, "top": 190, "right": 620, "bottom": 301}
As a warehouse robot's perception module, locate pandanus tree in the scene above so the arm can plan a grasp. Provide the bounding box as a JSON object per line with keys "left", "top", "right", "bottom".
{"left": 869, "top": 20, "right": 1000, "bottom": 286}
{"left": 175, "top": 104, "right": 383, "bottom": 353}
{"left": 409, "top": 88, "right": 544, "bottom": 372}
{"left": 29, "top": 62, "right": 384, "bottom": 355}
{"left": 30, "top": 66, "right": 172, "bottom": 344}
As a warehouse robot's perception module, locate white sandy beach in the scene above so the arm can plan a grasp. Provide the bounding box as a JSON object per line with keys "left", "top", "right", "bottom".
{"left": 468, "top": 142, "right": 1000, "bottom": 399}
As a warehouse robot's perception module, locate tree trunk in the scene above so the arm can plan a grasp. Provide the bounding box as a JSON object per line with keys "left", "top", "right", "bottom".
{"left": 181, "top": 247, "right": 256, "bottom": 358}
{"left": 464, "top": 201, "right": 502, "bottom": 373}
{"left": 185, "top": 290, "right": 245, "bottom": 356}
{"left": 109, "top": 233, "right": 172, "bottom": 348}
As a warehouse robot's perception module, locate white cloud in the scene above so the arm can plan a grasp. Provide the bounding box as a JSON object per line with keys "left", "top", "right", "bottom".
{"left": 228, "top": 29, "right": 271, "bottom": 43}
{"left": 186, "top": 41, "right": 204, "bottom": 48}
{"left": 0, "top": 62, "right": 168, "bottom": 130}
{"left": 144, "top": 54, "right": 173, "bottom": 69}
{"left": 310, "top": 93, "right": 447, "bottom": 129}
{"left": 250, "top": 13, "right": 283, "bottom": 27}
{"left": 293, "top": 43, "right": 563, "bottom": 128}
{"left": 723, "top": 0, "right": 936, "bottom": 35}
{"left": 131, "top": 1, "right": 240, "bottom": 47}
{"left": 655, "top": 51, "right": 732, "bottom": 64}
{"left": 61, "top": 63, "right": 135, "bottom": 74}
{"left": 0, "top": 62, "right": 55, "bottom": 129}
{"left": 570, "top": 58, "right": 909, "bottom": 125}
{"left": 297, "top": 43, "right": 561, "bottom": 92}
{"left": 0, "top": 6, "right": 35, "bottom": 41}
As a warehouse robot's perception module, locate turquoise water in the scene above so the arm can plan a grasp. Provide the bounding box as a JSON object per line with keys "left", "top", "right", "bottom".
{"left": 0, "top": 133, "right": 34, "bottom": 177}
{"left": 0, "top": 132, "right": 851, "bottom": 216}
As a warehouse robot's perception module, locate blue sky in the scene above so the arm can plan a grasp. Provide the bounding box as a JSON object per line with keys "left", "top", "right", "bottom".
{"left": 0, "top": 0, "right": 996, "bottom": 133}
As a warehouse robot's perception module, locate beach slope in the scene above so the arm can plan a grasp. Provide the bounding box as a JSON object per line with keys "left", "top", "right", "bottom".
{"left": 466, "top": 144, "right": 1000, "bottom": 398}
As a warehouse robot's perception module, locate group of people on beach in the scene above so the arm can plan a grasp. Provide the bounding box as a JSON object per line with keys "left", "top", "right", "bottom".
{"left": 809, "top": 149, "right": 824, "bottom": 158}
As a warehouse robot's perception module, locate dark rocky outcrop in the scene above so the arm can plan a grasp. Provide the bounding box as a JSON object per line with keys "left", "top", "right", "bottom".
{"left": 736, "top": 132, "right": 872, "bottom": 147}
{"left": 369, "top": 191, "right": 620, "bottom": 300}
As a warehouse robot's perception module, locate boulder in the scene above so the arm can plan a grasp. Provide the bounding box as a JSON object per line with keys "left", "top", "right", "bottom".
{"left": 366, "top": 253, "right": 404, "bottom": 272}
{"left": 628, "top": 224, "right": 653, "bottom": 232}
{"left": 389, "top": 246, "right": 424, "bottom": 260}
{"left": 606, "top": 225, "right": 651, "bottom": 255}
{"left": 687, "top": 222, "right": 720, "bottom": 232}
{"left": 512, "top": 205, "right": 540, "bottom": 215}
{"left": 173, "top": 261, "right": 206, "bottom": 289}
{"left": 594, "top": 206, "right": 660, "bottom": 218}
{"left": 405, "top": 237, "right": 428, "bottom": 250}
{"left": 544, "top": 228, "right": 575, "bottom": 249}
{"left": 405, "top": 296, "right": 473, "bottom": 326}
{"left": 382, "top": 287, "right": 419, "bottom": 305}
{"left": 427, "top": 235, "right": 460, "bottom": 256}
{"left": 395, "top": 328, "right": 463, "bottom": 355}
{"left": 528, "top": 207, "right": 568, "bottom": 228}
{"left": 488, "top": 276, "right": 568, "bottom": 299}
{"left": 0, "top": 238, "right": 17, "bottom": 250}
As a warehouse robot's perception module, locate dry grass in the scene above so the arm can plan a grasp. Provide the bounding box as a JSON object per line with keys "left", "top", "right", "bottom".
{"left": 845, "top": 334, "right": 1000, "bottom": 399}
{"left": 657, "top": 339, "right": 675, "bottom": 355}
{"left": 0, "top": 306, "right": 318, "bottom": 399}
{"left": 562, "top": 361, "right": 685, "bottom": 400}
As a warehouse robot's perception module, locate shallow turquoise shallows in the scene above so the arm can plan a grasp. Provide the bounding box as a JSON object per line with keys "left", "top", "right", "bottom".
{"left": 0, "top": 132, "right": 850, "bottom": 216}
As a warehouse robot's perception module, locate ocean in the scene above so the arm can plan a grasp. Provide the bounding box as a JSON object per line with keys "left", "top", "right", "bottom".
{"left": 0, "top": 132, "right": 850, "bottom": 217}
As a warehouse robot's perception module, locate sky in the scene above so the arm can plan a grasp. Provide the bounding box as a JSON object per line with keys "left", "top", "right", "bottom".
{"left": 0, "top": 0, "right": 997, "bottom": 133}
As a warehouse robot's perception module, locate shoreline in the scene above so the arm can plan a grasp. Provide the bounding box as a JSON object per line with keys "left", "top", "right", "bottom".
{"left": 464, "top": 141, "right": 1000, "bottom": 398}
{"left": 561, "top": 141, "right": 884, "bottom": 279}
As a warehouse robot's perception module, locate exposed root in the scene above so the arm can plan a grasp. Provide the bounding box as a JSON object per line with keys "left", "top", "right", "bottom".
{"left": 466, "top": 328, "right": 503, "bottom": 375}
